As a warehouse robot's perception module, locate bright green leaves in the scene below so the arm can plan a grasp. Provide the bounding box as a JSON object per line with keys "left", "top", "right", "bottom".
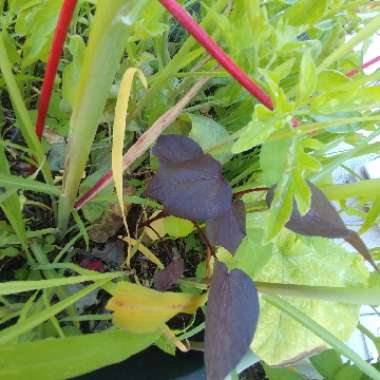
{"left": 0, "top": 330, "right": 160, "bottom": 380}
{"left": 297, "top": 50, "right": 317, "bottom": 105}
{"left": 15, "top": 0, "right": 62, "bottom": 66}
{"left": 282, "top": 0, "right": 329, "bottom": 26}
{"left": 188, "top": 114, "right": 230, "bottom": 162}
{"left": 261, "top": 137, "right": 321, "bottom": 242}
{"left": 311, "top": 86, "right": 380, "bottom": 114}
{"left": 250, "top": 233, "right": 368, "bottom": 365}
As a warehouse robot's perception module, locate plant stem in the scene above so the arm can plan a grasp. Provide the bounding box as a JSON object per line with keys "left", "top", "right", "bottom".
{"left": 256, "top": 282, "right": 380, "bottom": 305}
{"left": 234, "top": 187, "right": 270, "bottom": 198}
{"left": 35, "top": 0, "right": 78, "bottom": 139}
{"left": 265, "top": 295, "right": 380, "bottom": 380}
{"left": 346, "top": 55, "right": 380, "bottom": 77}
{"left": 319, "top": 15, "right": 380, "bottom": 71}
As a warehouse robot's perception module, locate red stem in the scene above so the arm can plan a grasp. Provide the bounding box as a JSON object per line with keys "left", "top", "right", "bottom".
{"left": 346, "top": 55, "right": 380, "bottom": 77}
{"left": 234, "top": 187, "right": 270, "bottom": 198}
{"left": 35, "top": 0, "right": 78, "bottom": 139}
{"left": 158, "top": 0, "right": 274, "bottom": 110}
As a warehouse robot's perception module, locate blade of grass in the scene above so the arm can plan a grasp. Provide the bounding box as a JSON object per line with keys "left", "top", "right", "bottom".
{"left": 321, "top": 179, "right": 380, "bottom": 201}
{"left": 0, "top": 34, "right": 52, "bottom": 185}
{"left": 265, "top": 295, "right": 380, "bottom": 380}
{"left": 58, "top": 0, "right": 148, "bottom": 233}
{"left": 35, "top": 0, "right": 78, "bottom": 139}
{"left": 112, "top": 68, "right": 147, "bottom": 233}
{"left": 0, "top": 280, "right": 110, "bottom": 344}
{"left": 75, "top": 76, "right": 210, "bottom": 209}
{"left": 0, "top": 273, "right": 123, "bottom": 296}
{"left": 0, "top": 174, "right": 61, "bottom": 196}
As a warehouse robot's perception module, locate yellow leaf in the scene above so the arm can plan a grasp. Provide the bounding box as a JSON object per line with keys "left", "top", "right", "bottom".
{"left": 112, "top": 68, "right": 148, "bottom": 232}
{"left": 106, "top": 282, "right": 207, "bottom": 333}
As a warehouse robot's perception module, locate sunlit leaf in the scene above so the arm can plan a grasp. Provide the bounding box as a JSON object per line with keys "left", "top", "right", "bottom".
{"left": 297, "top": 50, "right": 317, "bottom": 104}
{"left": 0, "top": 330, "right": 160, "bottom": 380}
{"left": 266, "top": 182, "right": 378, "bottom": 271}
{"left": 205, "top": 262, "right": 259, "bottom": 380}
{"left": 250, "top": 230, "right": 368, "bottom": 365}
{"left": 106, "top": 282, "right": 206, "bottom": 333}
{"left": 112, "top": 68, "right": 148, "bottom": 232}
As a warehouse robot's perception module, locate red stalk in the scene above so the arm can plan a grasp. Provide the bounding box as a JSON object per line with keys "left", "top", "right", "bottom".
{"left": 346, "top": 55, "right": 380, "bottom": 77}
{"left": 158, "top": 0, "right": 274, "bottom": 110}
{"left": 35, "top": 0, "right": 78, "bottom": 139}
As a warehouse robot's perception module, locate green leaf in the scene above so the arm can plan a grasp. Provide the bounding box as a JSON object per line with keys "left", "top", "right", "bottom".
{"left": 260, "top": 139, "right": 292, "bottom": 186}
{"left": 0, "top": 174, "right": 61, "bottom": 196}
{"left": 297, "top": 50, "right": 317, "bottom": 104}
{"left": 188, "top": 114, "right": 230, "bottom": 162}
{"left": 163, "top": 216, "right": 194, "bottom": 239}
{"left": 316, "top": 70, "right": 351, "bottom": 94}
{"left": 0, "top": 273, "right": 123, "bottom": 296}
{"left": 0, "top": 330, "right": 159, "bottom": 380}
{"left": 283, "top": 0, "right": 328, "bottom": 26}
{"left": 251, "top": 231, "right": 369, "bottom": 365}
{"left": 0, "top": 282, "right": 109, "bottom": 344}
{"left": 310, "top": 349, "right": 343, "bottom": 379}
{"left": 311, "top": 87, "right": 380, "bottom": 114}
{"left": 263, "top": 364, "right": 305, "bottom": 380}
{"left": 264, "top": 296, "right": 380, "bottom": 380}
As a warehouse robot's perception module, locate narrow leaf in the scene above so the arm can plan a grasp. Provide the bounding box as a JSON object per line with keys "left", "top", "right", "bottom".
{"left": 205, "top": 263, "right": 259, "bottom": 380}
{"left": 106, "top": 282, "right": 206, "bottom": 333}
{"left": 112, "top": 68, "right": 148, "bottom": 232}
{"left": 0, "top": 330, "right": 159, "bottom": 380}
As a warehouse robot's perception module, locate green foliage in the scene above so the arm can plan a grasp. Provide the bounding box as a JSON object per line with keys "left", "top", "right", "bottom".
{"left": 0, "top": 0, "right": 380, "bottom": 378}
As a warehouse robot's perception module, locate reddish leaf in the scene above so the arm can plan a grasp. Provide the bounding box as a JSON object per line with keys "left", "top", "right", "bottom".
{"left": 206, "top": 199, "right": 246, "bottom": 254}
{"left": 267, "top": 182, "right": 378, "bottom": 271}
{"left": 146, "top": 135, "right": 232, "bottom": 221}
{"left": 205, "top": 262, "right": 259, "bottom": 380}
{"left": 154, "top": 257, "right": 185, "bottom": 291}
{"left": 152, "top": 135, "right": 203, "bottom": 164}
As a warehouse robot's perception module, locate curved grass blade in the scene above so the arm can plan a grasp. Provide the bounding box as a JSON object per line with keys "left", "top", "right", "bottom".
{"left": 112, "top": 68, "right": 147, "bottom": 232}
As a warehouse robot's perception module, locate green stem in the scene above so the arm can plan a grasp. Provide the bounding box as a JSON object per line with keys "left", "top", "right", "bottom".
{"left": 321, "top": 179, "right": 380, "bottom": 201}
{"left": 265, "top": 295, "right": 380, "bottom": 380}
{"left": 319, "top": 15, "right": 380, "bottom": 71}
{"left": 256, "top": 282, "right": 380, "bottom": 305}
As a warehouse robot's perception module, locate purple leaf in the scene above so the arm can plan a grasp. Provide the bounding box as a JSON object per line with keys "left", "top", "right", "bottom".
{"left": 205, "top": 262, "right": 259, "bottom": 380}
{"left": 206, "top": 199, "right": 246, "bottom": 254}
{"left": 154, "top": 258, "right": 185, "bottom": 291}
{"left": 267, "top": 182, "right": 378, "bottom": 271}
{"left": 152, "top": 135, "right": 203, "bottom": 164}
{"left": 146, "top": 136, "right": 232, "bottom": 221}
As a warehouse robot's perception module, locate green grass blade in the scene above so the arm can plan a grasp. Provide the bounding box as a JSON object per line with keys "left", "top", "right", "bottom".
{"left": 321, "top": 179, "right": 380, "bottom": 201}
{"left": 265, "top": 295, "right": 380, "bottom": 380}
{"left": 0, "top": 34, "right": 52, "bottom": 185}
{"left": 0, "top": 330, "right": 160, "bottom": 380}
{"left": 0, "top": 281, "right": 109, "bottom": 344}
{"left": 0, "top": 174, "right": 61, "bottom": 196}
{"left": 0, "top": 272, "right": 124, "bottom": 296}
